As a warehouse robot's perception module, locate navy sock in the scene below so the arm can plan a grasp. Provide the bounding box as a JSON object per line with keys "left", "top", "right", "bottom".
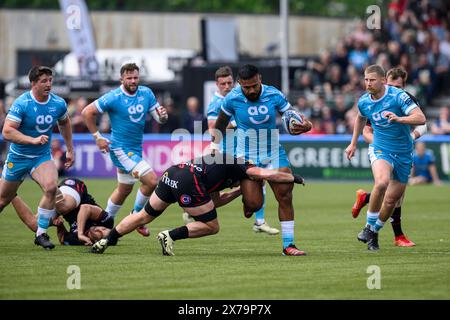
{"left": 390, "top": 207, "right": 403, "bottom": 237}
{"left": 364, "top": 193, "right": 371, "bottom": 205}
{"left": 169, "top": 226, "right": 189, "bottom": 241}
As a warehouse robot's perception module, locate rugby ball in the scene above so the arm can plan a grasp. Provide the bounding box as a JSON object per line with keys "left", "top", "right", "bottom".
{"left": 282, "top": 110, "right": 304, "bottom": 135}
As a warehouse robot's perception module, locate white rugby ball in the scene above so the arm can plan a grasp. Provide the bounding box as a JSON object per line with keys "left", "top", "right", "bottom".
{"left": 282, "top": 110, "right": 303, "bottom": 135}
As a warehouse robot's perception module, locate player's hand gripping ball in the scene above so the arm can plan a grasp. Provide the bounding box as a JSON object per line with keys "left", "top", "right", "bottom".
{"left": 282, "top": 110, "right": 310, "bottom": 135}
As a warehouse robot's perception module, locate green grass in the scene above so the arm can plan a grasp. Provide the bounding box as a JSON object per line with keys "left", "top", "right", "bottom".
{"left": 0, "top": 180, "right": 449, "bottom": 299}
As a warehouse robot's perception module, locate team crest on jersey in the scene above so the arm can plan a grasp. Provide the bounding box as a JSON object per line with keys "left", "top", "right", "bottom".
{"left": 180, "top": 195, "right": 191, "bottom": 205}
{"left": 65, "top": 179, "right": 75, "bottom": 186}
{"left": 7, "top": 162, "right": 13, "bottom": 169}
{"left": 127, "top": 152, "right": 134, "bottom": 157}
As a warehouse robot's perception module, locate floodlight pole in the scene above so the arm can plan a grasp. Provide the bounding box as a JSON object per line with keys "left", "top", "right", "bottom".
{"left": 280, "top": 0, "right": 289, "bottom": 96}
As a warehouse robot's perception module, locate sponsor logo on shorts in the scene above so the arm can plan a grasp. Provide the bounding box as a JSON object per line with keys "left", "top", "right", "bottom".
{"left": 7, "top": 162, "right": 13, "bottom": 169}
{"left": 127, "top": 152, "right": 134, "bottom": 157}
{"left": 180, "top": 194, "right": 191, "bottom": 205}
{"left": 161, "top": 174, "right": 179, "bottom": 189}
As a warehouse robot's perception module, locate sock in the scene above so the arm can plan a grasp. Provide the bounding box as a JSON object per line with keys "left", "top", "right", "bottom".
{"left": 366, "top": 211, "right": 379, "bottom": 227}
{"left": 372, "top": 219, "right": 385, "bottom": 233}
{"left": 106, "top": 198, "right": 122, "bottom": 218}
{"left": 280, "top": 220, "right": 294, "bottom": 249}
{"left": 169, "top": 226, "right": 189, "bottom": 241}
{"left": 36, "top": 207, "right": 56, "bottom": 236}
{"left": 390, "top": 206, "right": 403, "bottom": 237}
{"left": 364, "top": 192, "right": 371, "bottom": 205}
{"left": 107, "top": 227, "right": 123, "bottom": 243}
{"left": 133, "top": 189, "right": 149, "bottom": 214}
{"left": 255, "top": 185, "right": 266, "bottom": 225}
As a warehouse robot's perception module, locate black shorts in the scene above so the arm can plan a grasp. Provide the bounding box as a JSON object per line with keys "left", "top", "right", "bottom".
{"left": 155, "top": 166, "right": 211, "bottom": 208}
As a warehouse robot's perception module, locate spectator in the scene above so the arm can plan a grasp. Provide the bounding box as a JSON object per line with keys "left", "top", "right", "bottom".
{"left": 332, "top": 94, "right": 350, "bottom": 134}
{"left": 409, "top": 142, "right": 442, "bottom": 186}
{"left": 181, "top": 96, "right": 206, "bottom": 134}
{"left": 159, "top": 97, "right": 181, "bottom": 134}
{"left": 411, "top": 53, "right": 436, "bottom": 104}
{"left": 321, "top": 106, "right": 335, "bottom": 134}
{"left": 348, "top": 40, "right": 369, "bottom": 71}
{"left": 439, "top": 30, "right": 450, "bottom": 60}
{"left": 428, "top": 40, "right": 450, "bottom": 94}
{"left": 332, "top": 41, "right": 349, "bottom": 72}
{"left": 431, "top": 106, "right": 450, "bottom": 135}
{"left": 324, "top": 64, "right": 345, "bottom": 94}
{"left": 294, "top": 70, "right": 317, "bottom": 101}
{"left": 71, "top": 97, "right": 89, "bottom": 133}
{"left": 293, "top": 96, "right": 312, "bottom": 119}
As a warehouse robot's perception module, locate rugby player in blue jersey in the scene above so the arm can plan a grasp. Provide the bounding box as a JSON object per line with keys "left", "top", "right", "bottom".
{"left": 346, "top": 65, "right": 426, "bottom": 251}
{"left": 213, "top": 64, "right": 312, "bottom": 256}
{"left": 197, "top": 65, "right": 278, "bottom": 234}
{"left": 82, "top": 63, "right": 168, "bottom": 237}
{"left": 351, "top": 67, "right": 427, "bottom": 247}
{"left": 0, "top": 66, "right": 74, "bottom": 249}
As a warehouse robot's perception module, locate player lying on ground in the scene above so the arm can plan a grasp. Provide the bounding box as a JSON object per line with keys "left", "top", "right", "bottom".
{"left": 11, "top": 178, "right": 112, "bottom": 245}
{"left": 91, "top": 152, "right": 306, "bottom": 256}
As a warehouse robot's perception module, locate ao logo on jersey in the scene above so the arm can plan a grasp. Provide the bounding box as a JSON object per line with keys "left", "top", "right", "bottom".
{"left": 371, "top": 111, "right": 390, "bottom": 127}
{"left": 128, "top": 104, "right": 144, "bottom": 123}
{"left": 248, "top": 105, "right": 269, "bottom": 125}
{"left": 35, "top": 115, "right": 53, "bottom": 133}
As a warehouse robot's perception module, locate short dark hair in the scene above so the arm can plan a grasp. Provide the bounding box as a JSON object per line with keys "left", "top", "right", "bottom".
{"left": 215, "top": 66, "right": 233, "bottom": 81}
{"left": 238, "top": 64, "right": 259, "bottom": 80}
{"left": 386, "top": 67, "right": 408, "bottom": 85}
{"left": 364, "top": 64, "right": 385, "bottom": 78}
{"left": 28, "top": 66, "right": 53, "bottom": 83}
{"left": 120, "top": 63, "right": 139, "bottom": 76}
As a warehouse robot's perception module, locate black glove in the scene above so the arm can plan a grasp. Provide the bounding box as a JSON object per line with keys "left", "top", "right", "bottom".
{"left": 293, "top": 174, "right": 305, "bottom": 186}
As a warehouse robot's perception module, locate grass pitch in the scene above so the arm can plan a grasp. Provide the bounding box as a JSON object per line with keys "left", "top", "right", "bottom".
{"left": 0, "top": 179, "right": 449, "bottom": 300}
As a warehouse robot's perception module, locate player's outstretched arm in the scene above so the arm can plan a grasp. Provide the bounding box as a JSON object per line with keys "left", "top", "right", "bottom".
{"left": 2, "top": 119, "right": 48, "bottom": 145}
{"left": 11, "top": 196, "right": 37, "bottom": 232}
{"left": 245, "top": 167, "right": 295, "bottom": 183}
{"left": 211, "top": 187, "right": 242, "bottom": 208}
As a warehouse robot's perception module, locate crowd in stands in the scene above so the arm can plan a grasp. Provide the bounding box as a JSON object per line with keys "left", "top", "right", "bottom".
{"left": 289, "top": 0, "right": 450, "bottom": 135}
{"left": 1, "top": 1, "right": 449, "bottom": 139}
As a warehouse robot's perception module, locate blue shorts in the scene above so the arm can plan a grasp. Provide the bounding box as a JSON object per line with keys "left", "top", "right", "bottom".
{"left": 1, "top": 152, "right": 52, "bottom": 182}
{"left": 109, "top": 147, "right": 143, "bottom": 173}
{"left": 368, "top": 146, "right": 413, "bottom": 184}
{"left": 240, "top": 146, "right": 290, "bottom": 170}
